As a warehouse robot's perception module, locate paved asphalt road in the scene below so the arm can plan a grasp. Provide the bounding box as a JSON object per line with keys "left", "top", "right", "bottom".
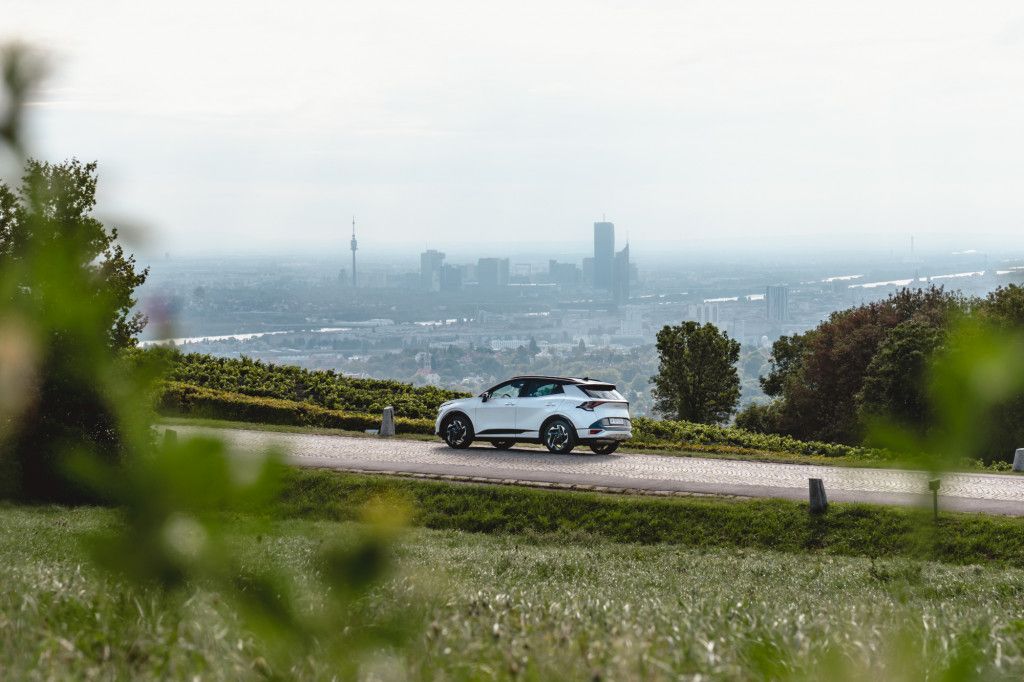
{"left": 174, "top": 426, "right": 1024, "bottom": 516}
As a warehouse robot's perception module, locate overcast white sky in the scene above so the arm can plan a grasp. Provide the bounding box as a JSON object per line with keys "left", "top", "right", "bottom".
{"left": 5, "top": 1, "right": 1024, "bottom": 256}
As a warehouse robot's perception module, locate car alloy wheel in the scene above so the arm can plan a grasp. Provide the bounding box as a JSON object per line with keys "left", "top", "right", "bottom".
{"left": 542, "top": 418, "right": 576, "bottom": 454}
{"left": 589, "top": 442, "right": 619, "bottom": 455}
{"left": 443, "top": 415, "right": 473, "bottom": 449}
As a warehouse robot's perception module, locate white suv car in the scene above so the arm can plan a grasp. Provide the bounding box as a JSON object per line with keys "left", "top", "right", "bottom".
{"left": 434, "top": 376, "right": 632, "bottom": 454}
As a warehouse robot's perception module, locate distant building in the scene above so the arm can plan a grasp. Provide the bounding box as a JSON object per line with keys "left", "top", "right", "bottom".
{"left": 439, "top": 264, "right": 463, "bottom": 292}
{"left": 549, "top": 260, "right": 581, "bottom": 287}
{"left": 688, "top": 302, "right": 720, "bottom": 326}
{"left": 582, "top": 257, "right": 595, "bottom": 284}
{"left": 349, "top": 217, "right": 358, "bottom": 288}
{"left": 420, "top": 249, "right": 445, "bottom": 291}
{"left": 477, "top": 257, "right": 510, "bottom": 289}
{"left": 593, "top": 221, "right": 615, "bottom": 289}
{"left": 613, "top": 243, "right": 630, "bottom": 303}
{"left": 766, "top": 284, "right": 789, "bottom": 322}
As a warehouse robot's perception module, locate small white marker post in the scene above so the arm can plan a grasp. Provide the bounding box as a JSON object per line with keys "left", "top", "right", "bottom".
{"left": 1013, "top": 449, "right": 1024, "bottom": 473}
{"left": 380, "top": 406, "right": 395, "bottom": 437}
{"left": 808, "top": 478, "right": 828, "bottom": 514}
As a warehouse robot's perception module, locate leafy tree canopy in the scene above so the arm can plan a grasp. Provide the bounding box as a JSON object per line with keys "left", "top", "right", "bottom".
{"left": 651, "top": 321, "right": 740, "bottom": 424}
{"left": 0, "top": 158, "right": 148, "bottom": 348}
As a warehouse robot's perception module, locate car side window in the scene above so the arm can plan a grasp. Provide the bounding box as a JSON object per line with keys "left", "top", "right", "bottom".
{"left": 490, "top": 381, "right": 523, "bottom": 399}
{"left": 522, "top": 381, "right": 563, "bottom": 398}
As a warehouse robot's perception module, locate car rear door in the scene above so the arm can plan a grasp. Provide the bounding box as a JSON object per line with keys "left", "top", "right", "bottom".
{"left": 514, "top": 380, "right": 565, "bottom": 437}
{"left": 474, "top": 379, "right": 524, "bottom": 436}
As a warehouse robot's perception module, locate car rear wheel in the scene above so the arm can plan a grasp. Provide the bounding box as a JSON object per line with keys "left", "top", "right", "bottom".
{"left": 589, "top": 442, "right": 619, "bottom": 455}
{"left": 542, "top": 418, "right": 577, "bottom": 454}
{"left": 442, "top": 414, "right": 474, "bottom": 449}
{"left": 491, "top": 440, "right": 515, "bottom": 450}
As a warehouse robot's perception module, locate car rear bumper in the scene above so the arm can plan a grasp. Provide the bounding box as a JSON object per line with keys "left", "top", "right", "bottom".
{"left": 578, "top": 428, "right": 632, "bottom": 441}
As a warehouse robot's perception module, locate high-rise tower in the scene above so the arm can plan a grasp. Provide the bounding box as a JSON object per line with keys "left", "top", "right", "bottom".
{"left": 593, "top": 221, "right": 615, "bottom": 289}
{"left": 350, "top": 216, "right": 358, "bottom": 288}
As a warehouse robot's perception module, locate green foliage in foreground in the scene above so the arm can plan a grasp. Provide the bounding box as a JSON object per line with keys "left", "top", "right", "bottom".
{"left": 155, "top": 350, "right": 469, "bottom": 420}
{"left": 279, "top": 470, "right": 1024, "bottom": 566}
{"left": 157, "top": 381, "right": 436, "bottom": 434}
{"left": 3, "top": 504, "right": 1024, "bottom": 680}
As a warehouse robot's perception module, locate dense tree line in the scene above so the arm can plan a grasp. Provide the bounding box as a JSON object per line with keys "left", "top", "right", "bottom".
{"left": 736, "top": 285, "right": 1024, "bottom": 462}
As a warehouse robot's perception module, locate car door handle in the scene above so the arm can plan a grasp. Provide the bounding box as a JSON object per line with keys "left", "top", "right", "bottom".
{"left": 504, "top": 401, "right": 514, "bottom": 406}
{"left": 545, "top": 403, "right": 556, "bottom": 407}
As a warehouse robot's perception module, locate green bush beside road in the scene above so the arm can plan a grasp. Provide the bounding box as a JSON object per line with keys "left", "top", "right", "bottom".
{"left": 629, "top": 415, "right": 888, "bottom": 460}
{"left": 158, "top": 381, "right": 436, "bottom": 434}
{"left": 154, "top": 350, "right": 468, "bottom": 420}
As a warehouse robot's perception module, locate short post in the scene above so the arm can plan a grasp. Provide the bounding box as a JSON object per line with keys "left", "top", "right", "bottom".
{"left": 380, "top": 406, "right": 395, "bottom": 437}
{"left": 1013, "top": 449, "right": 1024, "bottom": 473}
{"left": 163, "top": 428, "right": 177, "bottom": 447}
{"left": 928, "top": 479, "right": 941, "bottom": 521}
{"left": 808, "top": 478, "right": 828, "bottom": 514}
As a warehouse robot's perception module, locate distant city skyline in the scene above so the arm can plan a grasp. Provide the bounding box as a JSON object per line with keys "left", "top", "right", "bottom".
{"left": 7, "top": 1, "right": 1024, "bottom": 255}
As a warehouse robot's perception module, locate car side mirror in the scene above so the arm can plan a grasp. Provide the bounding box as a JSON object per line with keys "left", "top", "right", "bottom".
{"left": 481, "top": 392, "right": 490, "bottom": 403}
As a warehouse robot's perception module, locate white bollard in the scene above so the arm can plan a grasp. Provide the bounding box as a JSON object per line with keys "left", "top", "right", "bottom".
{"left": 380, "top": 406, "right": 396, "bottom": 437}
{"left": 808, "top": 478, "right": 828, "bottom": 514}
{"left": 1014, "top": 449, "right": 1024, "bottom": 473}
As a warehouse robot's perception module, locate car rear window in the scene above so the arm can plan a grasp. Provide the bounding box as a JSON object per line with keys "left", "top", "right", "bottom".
{"left": 581, "top": 385, "right": 622, "bottom": 400}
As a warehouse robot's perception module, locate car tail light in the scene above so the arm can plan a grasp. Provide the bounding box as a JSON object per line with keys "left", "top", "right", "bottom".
{"left": 576, "top": 400, "right": 608, "bottom": 411}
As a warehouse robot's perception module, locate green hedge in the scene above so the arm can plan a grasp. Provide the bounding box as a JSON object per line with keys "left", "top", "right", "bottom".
{"left": 138, "top": 349, "right": 469, "bottom": 420}
{"left": 157, "top": 381, "right": 435, "bottom": 435}
{"left": 630, "top": 417, "right": 888, "bottom": 460}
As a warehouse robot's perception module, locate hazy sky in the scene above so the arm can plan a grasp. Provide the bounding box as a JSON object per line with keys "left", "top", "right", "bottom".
{"left": 5, "top": 1, "right": 1024, "bottom": 256}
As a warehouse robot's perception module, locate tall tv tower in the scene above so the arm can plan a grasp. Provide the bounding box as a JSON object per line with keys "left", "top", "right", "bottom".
{"left": 350, "top": 216, "right": 358, "bottom": 288}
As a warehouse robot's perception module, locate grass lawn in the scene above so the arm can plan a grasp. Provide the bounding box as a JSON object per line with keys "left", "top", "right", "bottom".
{"left": 2, "top": 503, "right": 1024, "bottom": 680}
{"left": 159, "top": 416, "right": 1023, "bottom": 474}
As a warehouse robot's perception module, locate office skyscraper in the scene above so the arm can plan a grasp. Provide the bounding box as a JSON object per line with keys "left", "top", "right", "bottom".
{"left": 420, "top": 249, "right": 445, "bottom": 291}
{"left": 593, "top": 221, "right": 615, "bottom": 289}
{"left": 766, "top": 285, "right": 789, "bottom": 322}
{"left": 613, "top": 243, "right": 630, "bottom": 303}
{"left": 477, "top": 257, "right": 510, "bottom": 289}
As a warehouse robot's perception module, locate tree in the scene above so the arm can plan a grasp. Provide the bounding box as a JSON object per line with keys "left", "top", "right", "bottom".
{"left": 764, "top": 287, "right": 965, "bottom": 443}
{"left": 1, "top": 158, "right": 150, "bottom": 501}
{"left": 734, "top": 400, "right": 783, "bottom": 433}
{"left": 857, "top": 318, "right": 946, "bottom": 430}
{"left": 760, "top": 332, "right": 815, "bottom": 397}
{"left": 650, "top": 321, "right": 740, "bottom": 424}
{"left": 0, "top": 159, "right": 148, "bottom": 347}
{"left": 980, "top": 284, "right": 1024, "bottom": 328}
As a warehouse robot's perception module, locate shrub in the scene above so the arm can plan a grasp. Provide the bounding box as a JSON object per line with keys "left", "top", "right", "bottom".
{"left": 733, "top": 401, "right": 784, "bottom": 434}
{"left": 630, "top": 416, "right": 886, "bottom": 460}
{"left": 157, "top": 381, "right": 435, "bottom": 435}
{"left": 144, "top": 350, "right": 469, "bottom": 419}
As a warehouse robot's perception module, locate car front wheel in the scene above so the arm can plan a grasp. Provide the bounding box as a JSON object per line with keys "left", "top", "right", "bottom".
{"left": 442, "top": 414, "right": 474, "bottom": 449}
{"left": 542, "top": 418, "right": 577, "bottom": 454}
